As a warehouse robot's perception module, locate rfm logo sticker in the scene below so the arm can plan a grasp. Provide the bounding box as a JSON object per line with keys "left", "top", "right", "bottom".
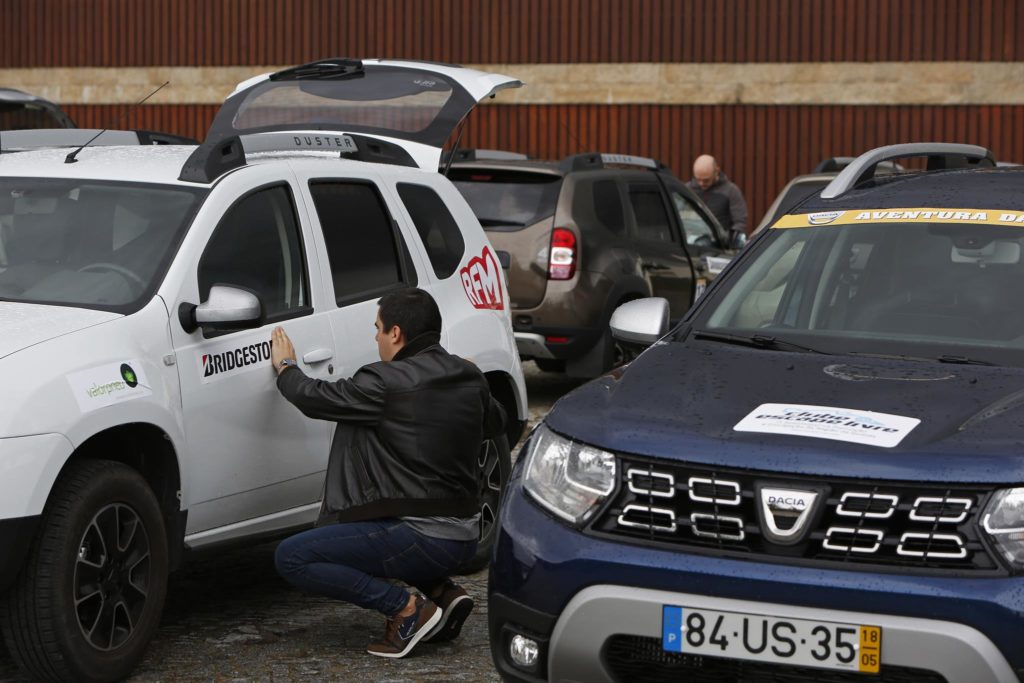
{"left": 460, "top": 247, "right": 504, "bottom": 310}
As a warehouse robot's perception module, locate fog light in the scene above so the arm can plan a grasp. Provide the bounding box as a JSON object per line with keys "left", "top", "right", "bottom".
{"left": 509, "top": 634, "right": 539, "bottom": 669}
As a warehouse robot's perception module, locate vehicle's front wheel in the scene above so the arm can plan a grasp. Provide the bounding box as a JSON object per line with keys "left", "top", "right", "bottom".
{"left": 0, "top": 460, "right": 169, "bottom": 683}
{"left": 460, "top": 435, "right": 511, "bottom": 573}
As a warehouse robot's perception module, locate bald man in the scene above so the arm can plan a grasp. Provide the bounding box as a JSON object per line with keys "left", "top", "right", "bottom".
{"left": 687, "top": 154, "right": 749, "bottom": 236}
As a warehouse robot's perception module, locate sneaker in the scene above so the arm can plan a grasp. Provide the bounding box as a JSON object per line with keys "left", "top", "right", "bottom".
{"left": 367, "top": 594, "right": 442, "bottom": 658}
{"left": 423, "top": 581, "right": 474, "bottom": 643}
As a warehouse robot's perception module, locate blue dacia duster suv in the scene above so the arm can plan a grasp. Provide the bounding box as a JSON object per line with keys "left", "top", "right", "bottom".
{"left": 489, "top": 144, "right": 1024, "bottom": 683}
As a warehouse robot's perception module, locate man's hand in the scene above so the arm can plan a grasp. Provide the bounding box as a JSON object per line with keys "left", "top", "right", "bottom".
{"left": 271, "top": 326, "right": 297, "bottom": 375}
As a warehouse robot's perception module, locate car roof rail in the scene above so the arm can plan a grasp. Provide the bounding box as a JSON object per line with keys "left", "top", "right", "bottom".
{"left": 0, "top": 128, "right": 197, "bottom": 153}
{"left": 446, "top": 148, "right": 530, "bottom": 163}
{"left": 820, "top": 143, "right": 995, "bottom": 199}
{"left": 560, "top": 152, "right": 664, "bottom": 173}
{"left": 178, "top": 131, "right": 419, "bottom": 183}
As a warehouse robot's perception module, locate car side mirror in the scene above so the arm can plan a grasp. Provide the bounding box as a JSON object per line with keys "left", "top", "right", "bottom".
{"left": 178, "top": 284, "right": 263, "bottom": 334}
{"left": 610, "top": 297, "right": 670, "bottom": 346}
{"left": 729, "top": 229, "right": 748, "bottom": 249}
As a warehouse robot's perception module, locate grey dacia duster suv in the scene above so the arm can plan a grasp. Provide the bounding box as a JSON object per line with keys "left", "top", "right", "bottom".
{"left": 449, "top": 151, "right": 742, "bottom": 377}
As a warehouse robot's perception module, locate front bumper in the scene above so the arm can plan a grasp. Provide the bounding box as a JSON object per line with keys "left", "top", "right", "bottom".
{"left": 489, "top": 477, "right": 1024, "bottom": 683}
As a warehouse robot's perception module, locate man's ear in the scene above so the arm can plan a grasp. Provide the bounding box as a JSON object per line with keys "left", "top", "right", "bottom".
{"left": 389, "top": 324, "right": 405, "bottom": 344}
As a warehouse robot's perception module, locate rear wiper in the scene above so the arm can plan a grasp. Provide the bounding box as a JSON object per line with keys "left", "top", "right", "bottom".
{"left": 478, "top": 218, "right": 527, "bottom": 227}
{"left": 693, "top": 330, "right": 823, "bottom": 354}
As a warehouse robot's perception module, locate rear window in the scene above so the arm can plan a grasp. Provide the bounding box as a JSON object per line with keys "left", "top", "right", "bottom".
{"left": 0, "top": 103, "right": 67, "bottom": 130}
{"left": 450, "top": 169, "right": 562, "bottom": 231}
{"left": 397, "top": 183, "right": 465, "bottom": 279}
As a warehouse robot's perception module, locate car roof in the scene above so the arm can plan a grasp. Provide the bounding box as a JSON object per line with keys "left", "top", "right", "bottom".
{"left": 794, "top": 166, "right": 1024, "bottom": 214}
{"left": 0, "top": 144, "right": 437, "bottom": 187}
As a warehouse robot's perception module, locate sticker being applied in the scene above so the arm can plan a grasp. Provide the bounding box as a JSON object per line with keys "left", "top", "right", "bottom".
{"left": 734, "top": 403, "right": 920, "bottom": 448}
{"left": 199, "top": 335, "right": 274, "bottom": 383}
{"left": 460, "top": 247, "right": 504, "bottom": 310}
{"left": 68, "top": 360, "right": 152, "bottom": 412}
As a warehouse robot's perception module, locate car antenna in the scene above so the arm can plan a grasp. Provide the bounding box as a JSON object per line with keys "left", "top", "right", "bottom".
{"left": 65, "top": 81, "right": 170, "bottom": 164}
{"left": 442, "top": 118, "right": 468, "bottom": 177}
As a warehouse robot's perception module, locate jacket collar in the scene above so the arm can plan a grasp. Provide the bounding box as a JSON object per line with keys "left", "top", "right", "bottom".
{"left": 393, "top": 331, "right": 442, "bottom": 361}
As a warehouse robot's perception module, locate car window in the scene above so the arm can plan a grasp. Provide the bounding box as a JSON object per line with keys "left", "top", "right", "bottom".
{"left": 701, "top": 223, "right": 1024, "bottom": 365}
{"left": 628, "top": 185, "right": 676, "bottom": 243}
{"left": 309, "top": 181, "right": 411, "bottom": 304}
{"left": 671, "top": 191, "right": 717, "bottom": 246}
{"left": 198, "top": 185, "right": 307, "bottom": 319}
{"left": 0, "top": 178, "right": 205, "bottom": 312}
{"left": 449, "top": 169, "right": 562, "bottom": 230}
{"left": 396, "top": 183, "right": 464, "bottom": 279}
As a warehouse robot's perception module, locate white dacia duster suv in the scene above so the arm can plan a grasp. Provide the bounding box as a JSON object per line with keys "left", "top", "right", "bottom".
{"left": 0, "top": 59, "right": 527, "bottom": 682}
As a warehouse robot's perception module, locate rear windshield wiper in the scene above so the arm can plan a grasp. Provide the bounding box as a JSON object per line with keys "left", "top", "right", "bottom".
{"left": 692, "top": 330, "right": 824, "bottom": 354}
{"left": 477, "top": 217, "right": 527, "bottom": 227}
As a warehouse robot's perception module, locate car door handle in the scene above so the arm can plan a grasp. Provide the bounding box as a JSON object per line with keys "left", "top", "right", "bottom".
{"left": 302, "top": 348, "right": 334, "bottom": 364}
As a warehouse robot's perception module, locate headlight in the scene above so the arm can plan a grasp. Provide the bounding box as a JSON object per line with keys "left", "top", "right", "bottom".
{"left": 523, "top": 424, "right": 616, "bottom": 525}
{"left": 981, "top": 487, "right": 1024, "bottom": 569}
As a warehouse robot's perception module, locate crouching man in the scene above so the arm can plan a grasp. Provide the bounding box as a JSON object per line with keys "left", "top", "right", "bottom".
{"left": 270, "top": 287, "right": 506, "bottom": 658}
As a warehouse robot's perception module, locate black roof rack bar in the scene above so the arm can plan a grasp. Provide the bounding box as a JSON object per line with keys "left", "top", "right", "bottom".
{"left": 0, "top": 128, "right": 197, "bottom": 153}
{"left": 561, "top": 152, "right": 664, "bottom": 173}
{"left": 820, "top": 143, "right": 995, "bottom": 199}
{"left": 178, "top": 130, "right": 418, "bottom": 183}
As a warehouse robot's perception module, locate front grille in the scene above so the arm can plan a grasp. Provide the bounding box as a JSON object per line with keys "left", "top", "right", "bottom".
{"left": 603, "top": 635, "right": 948, "bottom": 683}
{"left": 589, "top": 456, "right": 1002, "bottom": 574}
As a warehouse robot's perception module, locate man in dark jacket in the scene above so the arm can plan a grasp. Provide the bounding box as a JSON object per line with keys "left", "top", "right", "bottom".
{"left": 688, "top": 153, "right": 750, "bottom": 236}
{"left": 270, "top": 287, "right": 506, "bottom": 659}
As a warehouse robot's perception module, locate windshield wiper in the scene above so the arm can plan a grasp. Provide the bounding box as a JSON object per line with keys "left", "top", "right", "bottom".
{"left": 848, "top": 351, "right": 995, "bottom": 366}
{"left": 693, "top": 330, "right": 823, "bottom": 354}
{"left": 937, "top": 355, "right": 995, "bottom": 366}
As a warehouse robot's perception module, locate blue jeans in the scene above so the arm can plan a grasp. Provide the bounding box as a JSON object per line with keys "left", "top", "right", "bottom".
{"left": 274, "top": 519, "right": 478, "bottom": 617}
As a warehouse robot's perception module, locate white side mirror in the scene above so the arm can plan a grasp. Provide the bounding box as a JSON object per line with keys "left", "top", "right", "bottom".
{"left": 610, "top": 297, "right": 670, "bottom": 346}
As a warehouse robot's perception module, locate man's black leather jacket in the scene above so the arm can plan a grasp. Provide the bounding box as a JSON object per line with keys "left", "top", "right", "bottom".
{"left": 276, "top": 332, "right": 506, "bottom": 522}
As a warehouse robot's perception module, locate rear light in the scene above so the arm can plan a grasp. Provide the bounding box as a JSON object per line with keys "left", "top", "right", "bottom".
{"left": 548, "top": 227, "right": 577, "bottom": 280}
{"left": 545, "top": 336, "right": 570, "bottom": 344}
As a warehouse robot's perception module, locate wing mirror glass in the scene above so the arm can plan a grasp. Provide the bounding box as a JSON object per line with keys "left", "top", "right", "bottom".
{"left": 179, "top": 284, "right": 263, "bottom": 333}
{"left": 610, "top": 297, "right": 670, "bottom": 346}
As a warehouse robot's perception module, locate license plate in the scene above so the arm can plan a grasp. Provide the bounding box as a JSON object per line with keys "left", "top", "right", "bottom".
{"left": 662, "top": 605, "right": 882, "bottom": 674}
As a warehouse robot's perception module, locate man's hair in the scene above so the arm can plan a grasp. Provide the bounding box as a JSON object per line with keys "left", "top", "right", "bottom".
{"left": 378, "top": 288, "right": 442, "bottom": 340}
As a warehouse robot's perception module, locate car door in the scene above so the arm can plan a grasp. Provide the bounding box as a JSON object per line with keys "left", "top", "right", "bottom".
{"left": 662, "top": 178, "right": 735, "bottom": 295}
{"left": 625, "top": 180, "right": 696, "bottom": 320}
{"left": 294, "top": 171, "right": 422, "bottom": 379}
{"left": 171, "top": 174, "right": 335, "bottom": 536}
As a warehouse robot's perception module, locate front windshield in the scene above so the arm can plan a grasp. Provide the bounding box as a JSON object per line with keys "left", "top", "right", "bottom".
{"left": 697, "top": 221, "right": 1024, "bottom": 365}
{"left": 0, "top": 178, "right": 206, "bottom": 312}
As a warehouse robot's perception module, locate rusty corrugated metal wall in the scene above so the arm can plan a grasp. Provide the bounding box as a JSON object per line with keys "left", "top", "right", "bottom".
{"left": 6, "top": 0, "right": 1024, "bottom": 223}
{"left": 4, "top": 0, "right": 1023, "bottom": 65}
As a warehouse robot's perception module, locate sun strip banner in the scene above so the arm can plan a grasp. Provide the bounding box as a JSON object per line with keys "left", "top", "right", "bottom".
{"left": 771, "top": 208, "right": 1024, "bottom": 229}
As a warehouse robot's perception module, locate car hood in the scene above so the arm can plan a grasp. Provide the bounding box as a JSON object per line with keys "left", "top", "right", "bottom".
{"left": 545, "top": 341, "right": 1024, "bottom": 483}
{"left": 0, "top": 302, "right": 120, "bottom": 360}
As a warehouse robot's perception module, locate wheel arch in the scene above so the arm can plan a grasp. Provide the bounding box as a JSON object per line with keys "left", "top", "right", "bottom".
{"left": 484, "top": 370, "right": 526, "bottom": 448}
{"left": 62, "top": 423, "right": 186, "bottom": 571}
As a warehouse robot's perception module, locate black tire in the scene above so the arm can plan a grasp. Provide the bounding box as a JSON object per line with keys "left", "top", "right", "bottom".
{"left": 0, "top": 460, "right": 169, "bottom": 683}
{"left": 533, "top": 358, "right": 566, "bottom": 373}
{"left": 460, "top": 435, "right": 512, "bottom": 574}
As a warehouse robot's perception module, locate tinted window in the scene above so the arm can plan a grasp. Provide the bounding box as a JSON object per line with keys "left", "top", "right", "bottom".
{"left": 199, "top": 185, "right": 307, "bottom": 318}
{"left": 450, "top": 169, "right": 562, "bottom": 230}
{"left": 397, "top": 183, "right": 465, "bottom": 279}
{"left": 628, "top": 186, "right": 675, "bottom": 243}
{"left": 309, "top": 182, "right": 407, "bottom": 303}
{"left": 671, "top": 191, "right": 717, "bottom": 246}
{"left": 0, "top": 178, "right": 205, "bottom": 312}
